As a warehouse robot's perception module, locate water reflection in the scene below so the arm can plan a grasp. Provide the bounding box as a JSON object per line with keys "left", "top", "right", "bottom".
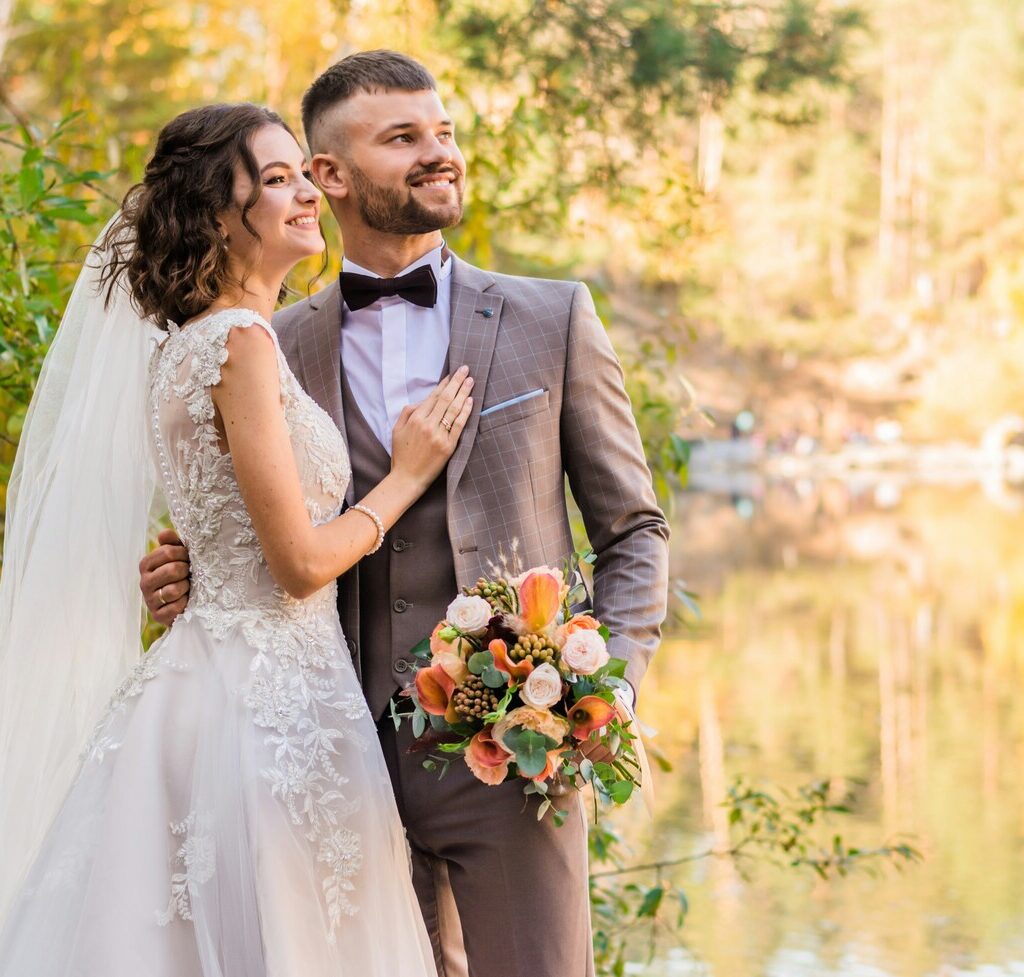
{"left": 628, "top": 479, "right": 1024, "bottom": 976}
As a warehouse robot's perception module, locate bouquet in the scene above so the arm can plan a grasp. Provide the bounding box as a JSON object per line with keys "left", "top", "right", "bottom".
{"left": 395, "top": 556, "right": 646, "bottom": 824}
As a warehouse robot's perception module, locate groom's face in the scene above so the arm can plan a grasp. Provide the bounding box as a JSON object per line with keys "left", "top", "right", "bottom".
{"left": 311, "top": 89, "right": 465, "bottom": 235}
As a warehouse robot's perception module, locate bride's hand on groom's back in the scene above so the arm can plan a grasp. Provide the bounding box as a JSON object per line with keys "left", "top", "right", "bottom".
{"left": 139, "top": 527, "right": 190, "bottom": 626}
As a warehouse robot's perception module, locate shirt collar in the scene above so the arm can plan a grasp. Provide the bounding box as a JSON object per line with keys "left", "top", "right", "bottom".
{"left": 342, "top": 241, "right": 452, "bottom": 283}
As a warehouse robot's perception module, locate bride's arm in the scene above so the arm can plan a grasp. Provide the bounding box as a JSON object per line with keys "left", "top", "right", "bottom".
{"left": 210, "top": 323, "right": 472, "bottom": 599}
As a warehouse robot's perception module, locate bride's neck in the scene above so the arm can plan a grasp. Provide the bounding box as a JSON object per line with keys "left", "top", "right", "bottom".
{"left": 206, "top": 275, "right": 283, "bottom": 323}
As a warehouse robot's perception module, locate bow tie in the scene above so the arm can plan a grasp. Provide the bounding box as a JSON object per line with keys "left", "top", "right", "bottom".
{"left": 339, "top": 264, "right": 438, "bottom": 312}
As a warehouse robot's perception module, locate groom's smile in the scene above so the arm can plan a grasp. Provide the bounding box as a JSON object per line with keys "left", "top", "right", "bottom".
{"left": 310, "top": 89, "right": 466, "bottom": 238}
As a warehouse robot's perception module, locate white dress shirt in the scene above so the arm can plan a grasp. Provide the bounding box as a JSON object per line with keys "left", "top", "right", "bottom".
{"left": 339, "top": 244, "right": 453, "bottom": 455}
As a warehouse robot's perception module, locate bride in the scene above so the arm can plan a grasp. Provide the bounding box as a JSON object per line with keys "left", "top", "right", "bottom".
{"left": 0, "top": 102, "right": 472, "bottom": 975}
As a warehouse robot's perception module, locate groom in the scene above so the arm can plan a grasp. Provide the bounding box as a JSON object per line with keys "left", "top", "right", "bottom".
{"left": 141, "top": 50, "right": 669, "bottom": 977}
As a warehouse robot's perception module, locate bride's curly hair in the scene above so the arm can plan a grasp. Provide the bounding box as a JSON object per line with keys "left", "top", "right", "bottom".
{"left": 100, "top": 103, "right": 296, "bottom": 329}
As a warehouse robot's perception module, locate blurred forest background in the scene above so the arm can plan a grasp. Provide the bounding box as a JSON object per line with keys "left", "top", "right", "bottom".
{"left": 4, "top": 2, "right": 1024, "bottom": 975}
{"left": 6, "top": 0, "right": 1023, "bottom": 491}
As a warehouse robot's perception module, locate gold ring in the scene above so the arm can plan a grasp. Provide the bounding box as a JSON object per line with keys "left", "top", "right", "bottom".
{"left": 158, "top": 586, "right": 167, "bottom": 606}
{"left": 441, "top": 419, "right": 453, "bottom": 432}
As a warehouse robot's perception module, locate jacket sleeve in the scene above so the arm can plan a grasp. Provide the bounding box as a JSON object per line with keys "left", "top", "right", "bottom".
{"left": 560, "top": 282, "right": 671, "bottom": 698}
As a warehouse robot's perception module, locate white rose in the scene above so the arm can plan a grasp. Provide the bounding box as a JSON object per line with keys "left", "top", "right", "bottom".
{"left": 519, "top": 662, "right": 564, "bottom": 710}
{"left": 561, "top": 630, "right": 610, "bottom": 675}
{"left": 445, "top": 594, "right": 492, "bottom": 635}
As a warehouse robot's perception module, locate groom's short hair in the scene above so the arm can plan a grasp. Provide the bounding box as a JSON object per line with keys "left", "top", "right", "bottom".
{"left": 302, "top": 50, "right": 437, "bottom": 153}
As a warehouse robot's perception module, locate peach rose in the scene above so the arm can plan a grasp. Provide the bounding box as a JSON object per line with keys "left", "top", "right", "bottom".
{"left": 446, "top": 595, "right": 492, "bottom": 636}
{"left": 464, "top": 726, "right": 511, "bottom": 785}
{"left": 562, "top": 614, "right": 600, "bottom": 636}
{"left": 519, "top": 663, "right": 564, "bottom": 710}
{"left": 433, "top": 650, "right": 469, "bottom": 686}
{"left": 561, "top": 629, "right": 610, "bottom": 676}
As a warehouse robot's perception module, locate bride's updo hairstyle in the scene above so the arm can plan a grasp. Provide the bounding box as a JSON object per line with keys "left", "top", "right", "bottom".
{"left": 101, "top": 103, "right": 296, "bottom": 329}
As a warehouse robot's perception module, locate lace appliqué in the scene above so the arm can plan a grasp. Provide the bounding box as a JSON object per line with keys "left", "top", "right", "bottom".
{"left": 148, "top": 310, "right": 363, "bottom": 936}
{"left": 156, "top": 811, "right": 215, "bottom": 926}
{"left": 80, "top": 649, "right": 164, "bottom": 765}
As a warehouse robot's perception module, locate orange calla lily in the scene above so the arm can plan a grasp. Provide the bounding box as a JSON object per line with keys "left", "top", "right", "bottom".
{"left": 464, "top": 727, "right": 511, "bottom": 785}
{"left": 567, "top": 695, "right": 616, "bottom": 739}
{"left": 415, "top": 663, "right": 455, "bottom": 717}
{"left": 489, "top": 638, "right": 533, "bottom": 680}
{"left": 518, "top": 569, "right": 562, "bottom": 632}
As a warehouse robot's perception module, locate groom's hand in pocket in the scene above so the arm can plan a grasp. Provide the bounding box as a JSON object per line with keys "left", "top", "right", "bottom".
{"left": 139, "top": 528, "right": 191, "bottom": 627}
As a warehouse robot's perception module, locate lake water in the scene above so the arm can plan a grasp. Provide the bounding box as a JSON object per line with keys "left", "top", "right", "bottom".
{"left": 617, "top": 478, "right": 1024, "bottom": 976}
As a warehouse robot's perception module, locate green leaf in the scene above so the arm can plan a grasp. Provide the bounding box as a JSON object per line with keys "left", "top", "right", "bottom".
{"left": 607, "top": 780, "right": 634, "bottom": 804}
{"left": 19, "top": 166, "right": 44, "bottom": 209}
{"left": 468, "top": 650, "right": 494, "bottom": 675}
{"left": 502, "top": 726, "right": 558, "bottom": 778}
{"left": 412, "top": 712, "right": 426, "bottom": 739}
{"left": 409, "top": 637, "right": 432, "bottom": 661}
{"left": 481, "top": 664, "right": 507, "bottom": 688}
{"left": 637, "top": 886, "right": 664, "bottom": 918}
{"left": 604, "top": 657, "right": 627, "bottom": 679}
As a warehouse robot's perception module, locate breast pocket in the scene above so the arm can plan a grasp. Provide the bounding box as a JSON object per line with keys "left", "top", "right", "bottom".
{"left": 477, "top": 388, "right": 550, "bottom": 434}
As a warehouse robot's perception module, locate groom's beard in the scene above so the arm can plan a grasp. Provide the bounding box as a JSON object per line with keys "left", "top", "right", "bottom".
{"left": 346, "top": 160, "right": 464, "bottom": 234}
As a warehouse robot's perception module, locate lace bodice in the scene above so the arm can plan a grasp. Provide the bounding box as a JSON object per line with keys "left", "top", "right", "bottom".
{"left": 148, "top": 309, "right": 351, "bottom": 640}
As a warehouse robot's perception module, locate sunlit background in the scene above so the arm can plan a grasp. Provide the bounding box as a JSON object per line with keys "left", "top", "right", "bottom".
{"left": 3, "top": 1, "right": 1024, "bottom": 974}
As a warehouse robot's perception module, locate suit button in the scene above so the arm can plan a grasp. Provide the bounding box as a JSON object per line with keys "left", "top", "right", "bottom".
{"left": 392, "top": 538, "right": 409, "bottom": 552}
{"left": 394, "top": 659, "right": 411, "bottom": 673}
{"left": 393, "top": 598, "right": 409, "bottom": 613}
{"left": 346, "top": 637, "right": 358, "bottom": 655}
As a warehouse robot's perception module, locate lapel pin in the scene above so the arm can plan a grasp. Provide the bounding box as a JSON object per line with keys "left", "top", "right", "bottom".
{"left": 480, "top": 308, "right": 495, "bottom": 318}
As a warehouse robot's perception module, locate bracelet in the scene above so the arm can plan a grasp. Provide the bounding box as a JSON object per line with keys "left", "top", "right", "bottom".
{"left": 350, "top": 503, "right": 385, "bottom": 555}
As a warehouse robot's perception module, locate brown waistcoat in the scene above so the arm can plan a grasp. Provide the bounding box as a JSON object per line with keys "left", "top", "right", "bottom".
{"left": 339, "top": 368, "right": 458, "bottom": 720}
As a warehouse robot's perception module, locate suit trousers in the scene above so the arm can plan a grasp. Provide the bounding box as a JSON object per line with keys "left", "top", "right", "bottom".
{"left": 377, "top": 717, "right": 595, "bottom": 977}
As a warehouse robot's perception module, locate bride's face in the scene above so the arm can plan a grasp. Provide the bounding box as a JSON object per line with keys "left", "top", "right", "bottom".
{"left": 219, "top": 125, "right": 325, "bottom": 274}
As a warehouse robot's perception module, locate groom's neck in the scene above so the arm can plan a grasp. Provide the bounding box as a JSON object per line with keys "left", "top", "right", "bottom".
{"left": 341, "top": 229, "right": 445, "bottom": 278}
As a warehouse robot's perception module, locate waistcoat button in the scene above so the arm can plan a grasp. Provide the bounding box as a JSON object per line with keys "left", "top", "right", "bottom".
{"left": 394, "top": 659, "right": 411, "bottom": 673}
{"left": 392, "top": 538, "right": 409, "bottom": 552}
{"left": 393, "top": 598, "right": 409, "bottom": 613}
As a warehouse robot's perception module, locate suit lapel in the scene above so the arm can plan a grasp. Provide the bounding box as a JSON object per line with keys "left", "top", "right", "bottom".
{"left": 446, "top": 257, "right": 502, "bottom": 497}
{"left": 299, "top": 280, "right": 355, "bottom": 504}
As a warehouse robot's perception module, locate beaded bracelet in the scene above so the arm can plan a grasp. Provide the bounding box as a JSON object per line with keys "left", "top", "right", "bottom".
{"left": 350, "top": 502, "right": 385, "bottom": 555}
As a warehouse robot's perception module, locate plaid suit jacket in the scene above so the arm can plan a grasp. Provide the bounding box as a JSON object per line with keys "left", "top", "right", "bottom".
{"left": 273, "top": 256, "right": 670, "bottom": 695}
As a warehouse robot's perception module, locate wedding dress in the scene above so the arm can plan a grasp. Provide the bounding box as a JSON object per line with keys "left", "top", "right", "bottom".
{"left": 0, "top": 309, "right": 436, "bottom": 977}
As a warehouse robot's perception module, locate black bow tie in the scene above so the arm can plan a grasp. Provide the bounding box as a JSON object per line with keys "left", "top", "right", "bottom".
{"left": 339, "top": 264, "right": 438, "bottom": 312}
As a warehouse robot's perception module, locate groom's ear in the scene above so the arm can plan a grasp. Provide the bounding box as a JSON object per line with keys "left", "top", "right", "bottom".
{"left": 310, "top": 154, "right": 348, "bottom": 201}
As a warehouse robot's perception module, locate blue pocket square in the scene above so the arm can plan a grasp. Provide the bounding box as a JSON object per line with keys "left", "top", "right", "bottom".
{"left": 479, "top": 388, "right": 546, "bottom": 417}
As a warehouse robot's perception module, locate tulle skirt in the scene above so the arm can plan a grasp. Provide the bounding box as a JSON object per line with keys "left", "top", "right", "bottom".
{"left": 0, "top": 615, "right": 436, "bottom": 977}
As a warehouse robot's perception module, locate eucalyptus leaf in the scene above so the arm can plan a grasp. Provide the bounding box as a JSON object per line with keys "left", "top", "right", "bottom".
{"left": 502, "top": 726, "right": 558, "bottom": 778}
{"left": 481, "top": 665, "right": 506, "bottom": 688}
{"left": 468, "top": 650, "right": 494, "bottom": 675}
